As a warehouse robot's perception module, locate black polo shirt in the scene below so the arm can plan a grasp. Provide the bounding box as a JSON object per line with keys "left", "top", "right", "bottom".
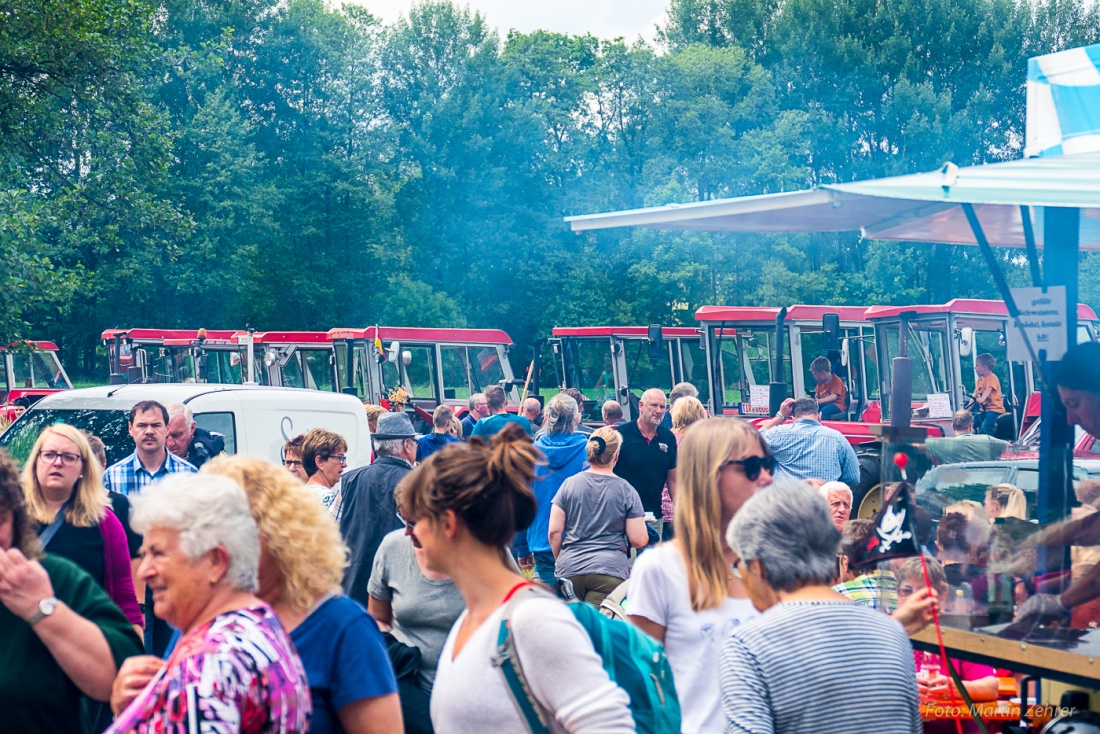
{"left": 614, "top": 420, "right": 677, "bottom": 517}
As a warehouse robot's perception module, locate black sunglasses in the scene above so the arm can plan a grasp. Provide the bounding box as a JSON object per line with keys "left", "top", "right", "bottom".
{"left": 721, "top": 455, "right": 777, "bottom": 481}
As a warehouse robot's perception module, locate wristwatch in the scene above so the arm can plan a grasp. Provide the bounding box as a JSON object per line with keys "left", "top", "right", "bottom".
{"left": 27, "top": 596, "right": 58, "bottom": 626}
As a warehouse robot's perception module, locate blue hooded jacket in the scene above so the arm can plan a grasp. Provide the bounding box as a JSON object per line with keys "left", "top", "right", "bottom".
{"left": 527, "top": 432, "right": 589, "bottom": 554}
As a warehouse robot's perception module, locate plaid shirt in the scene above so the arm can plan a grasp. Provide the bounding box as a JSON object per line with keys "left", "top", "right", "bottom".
{"left": 760, "top": 418, "right": 860, "bottom": 486}
{"left": 102, "top": 450, "right": 197, "bottom": 496}
{"left": 833, "top": 570, "right": 899, "bottom": 613}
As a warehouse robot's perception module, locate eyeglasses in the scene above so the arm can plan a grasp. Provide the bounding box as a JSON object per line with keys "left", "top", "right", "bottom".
{"left": 283, "top": 459, "right": 303, "bottom": 468}
{"left": 721, "top": 455, "right": 777, "bottom": 481}
{"left": 324, "top": 454, "right": 348, "bottom": 465}
{"left": 39, "top": 451, "right": 83, "bottom": 467}
{"left": 396, "top": 510, "right": 415, "bottom": 532}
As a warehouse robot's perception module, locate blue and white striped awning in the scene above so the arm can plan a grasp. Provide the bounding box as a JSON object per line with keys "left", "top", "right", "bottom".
{"left": 1026, "top": 43, "right": 1100, "bottom": 157}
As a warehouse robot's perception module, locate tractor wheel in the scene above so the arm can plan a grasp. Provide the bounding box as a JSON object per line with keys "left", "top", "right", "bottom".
{"left": 852, "top": 451, "right": 882, "bottom": 520}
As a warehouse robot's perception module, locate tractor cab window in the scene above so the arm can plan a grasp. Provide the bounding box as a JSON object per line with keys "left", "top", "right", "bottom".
{"left": 203, "top": 349, "right": 244, "bottom": 384}
{"left": 10, "top": 350, "right": 59, "bottom": 389}
{"left": 561, "top": 338, "right": 615, "bottom": 405}
{"left": 382, "top": 345, "right": 436, "bottom": 399}
{"left": 301, "top": 348, "right": 335, "bottom": 392}
{"left": 619, "top": 338, "right": 673, "bottom": 400}
{"left": 679, "top": 339, "right": 710, "bottom": 405}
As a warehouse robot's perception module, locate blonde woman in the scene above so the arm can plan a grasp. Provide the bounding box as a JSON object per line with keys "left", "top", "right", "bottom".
{"left": 661, "top": 396, "right": 707, "bottom": 540}
{"left": 984, "top": 484, "right": 1026, "bottom": 522}
{"left": 22, "top": 424, "right": 142, "bottom": 627}
{"left": 112, "top": 457, "right": 402, "bottom": 734}
{"left": 547, "top": 427, "right": 649, "bottom": 607}
{"left": 628, "top": 417, "right": 772, "bottom": 733}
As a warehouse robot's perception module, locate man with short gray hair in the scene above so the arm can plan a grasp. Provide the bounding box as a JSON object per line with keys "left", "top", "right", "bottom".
{"left": 165, "top": 402, "right": 224, "bottom": 469}
{"left": 602, "top": 400, "right": 625, "bottom": 427}
{"left": 759, "top": 397, "right": 859, "bottom": 486}
{"left": 460, "top": 392, "right": 490, "bottom": 439}
{"left": 339, "top": 412, "right": 419, "bottom": 605}
{"left": 923, "top": 409, "right": 1009, "bottom": 464}
{"left": 522, "top": 397, "right": 542, "bottom": 430}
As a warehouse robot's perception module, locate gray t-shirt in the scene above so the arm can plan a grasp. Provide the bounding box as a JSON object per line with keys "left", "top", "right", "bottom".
{"left": 368, "top": 529, "right": 465, "bottom": 687}
{"left": 552, "top": 471, "right": 644, "bottom": 580}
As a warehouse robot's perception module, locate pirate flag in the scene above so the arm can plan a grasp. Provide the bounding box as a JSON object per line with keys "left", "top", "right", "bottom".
{"left": 849, "top": 483, "right": 922, "bottom": 569}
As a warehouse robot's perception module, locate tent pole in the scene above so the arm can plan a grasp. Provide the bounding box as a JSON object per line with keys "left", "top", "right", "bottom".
{"left": 1037, "top": 209, "right": 1078, "bottom": 571}
{"left": 1020, "top": 206, "right": 1043, "bottom": 286}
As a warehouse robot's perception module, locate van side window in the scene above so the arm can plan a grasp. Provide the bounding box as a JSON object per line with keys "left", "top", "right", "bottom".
{"left": 195, "top": 412, "right": 237, "bottom": 455}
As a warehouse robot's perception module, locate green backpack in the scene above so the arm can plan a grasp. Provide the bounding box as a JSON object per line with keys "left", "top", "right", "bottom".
{"left": 493, "top": 586, "right": 682, "bottom": 734}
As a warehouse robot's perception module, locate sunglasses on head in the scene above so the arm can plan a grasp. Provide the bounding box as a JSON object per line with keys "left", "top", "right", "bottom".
{"left": 722, "top": 455, "right": 777, "bottom": 480}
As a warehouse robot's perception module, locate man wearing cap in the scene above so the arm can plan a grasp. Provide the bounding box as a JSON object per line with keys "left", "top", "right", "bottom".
{"left": 339, "top": 411, "right": 420, "bottom": 606}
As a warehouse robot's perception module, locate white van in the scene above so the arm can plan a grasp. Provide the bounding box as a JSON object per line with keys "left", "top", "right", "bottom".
{"left": 0, "top": 384, "right": 372, "bottom": 469}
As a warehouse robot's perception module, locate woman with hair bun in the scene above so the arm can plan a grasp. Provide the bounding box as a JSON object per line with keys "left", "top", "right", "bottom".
{"left": 547, "top": 427, "right": 648, "bottom": 607}
{"left": 397, "top": 424, "right": 634, "bottom": 733}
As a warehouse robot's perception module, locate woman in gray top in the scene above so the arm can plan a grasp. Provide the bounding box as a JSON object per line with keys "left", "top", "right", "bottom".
{"left": 548, "top": 426, "right": 649, "bottom": 607}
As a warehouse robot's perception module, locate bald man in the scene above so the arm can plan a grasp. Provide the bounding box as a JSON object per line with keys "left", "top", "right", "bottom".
{"left": 614, "top": 388, "right": 677, "bottom": 541}
{"left": 522, "top": 397, "right": 542, "bottom": 430}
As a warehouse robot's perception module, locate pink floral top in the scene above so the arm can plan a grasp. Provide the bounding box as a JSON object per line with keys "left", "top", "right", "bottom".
{"left": 106, "top": 604, "right": 310, "bottom": 734}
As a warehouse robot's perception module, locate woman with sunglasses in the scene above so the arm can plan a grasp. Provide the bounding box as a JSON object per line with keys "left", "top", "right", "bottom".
{"left": 628, "top": 417, "right": 773, "bottom": 734}
{"left": 397, "top": 425, "right": 633, "bottom": 733}
{"left": 22, "top": 424, "right": 142, "bottom": 631}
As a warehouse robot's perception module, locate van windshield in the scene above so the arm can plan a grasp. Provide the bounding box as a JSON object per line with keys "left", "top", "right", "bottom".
{"left": 0, "top": 408, "right": 132, "bottom": 468}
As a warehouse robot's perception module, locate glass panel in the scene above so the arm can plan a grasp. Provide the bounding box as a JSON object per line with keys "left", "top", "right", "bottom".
{"left": 440, "top": 346, "right": 471, "bottom": 400}
{"left": 862, "top": 328, "right": 880, "bottom": 401}
{"left": 281, "top": 354, "right": 306, "bottom": 389}
{"left": 10, "top": 351, "right": 54, "bottom": 388}
{"left": 470, "top": 346, "right": 505, "bottom": 395}
{"left": 301, "top": 348, "right": 335, "bottom": 392}
{"left": 621, "top": 339, "right": 673, "bottom": 399}
{"left": 715, "top": 335, "right": 743, "bottom": 407}
{"left": 194, "top": 412, "right": 236, "bottom": 455}
{"left": 204, "top": 349, "right": 244, "bottom": 385}
{"left": 562, "top": 338, "right": 615, "bottom": 405}
{"left": 384, "top": 345, "right": 435, "bottom": 399}
{"left": 0, "top": 408, "right": 132, "bottom": 468}
{"left": 882, "top": 323, "right": 950, "bottom": 406}
{"left": 0, "top": 356, "right": 9, "bottom": 403}
{"left": 679, "top": 340, "right": 710, "bottom": 405}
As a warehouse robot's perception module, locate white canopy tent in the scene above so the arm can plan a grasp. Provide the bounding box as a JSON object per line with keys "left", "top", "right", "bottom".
{"left": 566, "top": 150, "right": 1100, "bottom": 526}
{"left": 566, "top": 151, "right": 1100, "bottom": 249}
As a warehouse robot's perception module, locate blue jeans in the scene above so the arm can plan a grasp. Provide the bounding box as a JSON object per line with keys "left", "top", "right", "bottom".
{"left": 820, "top": 403, "right": 844, "bottom": 420}
{"left": 533, "top": 551, "right": 559, "bottom": 594}
{"left": 978, "top": 410, "right": 1002, "bottom": 435}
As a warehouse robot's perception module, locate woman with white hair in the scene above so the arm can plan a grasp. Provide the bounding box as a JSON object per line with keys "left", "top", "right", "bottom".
{"left": 106, "top": 474, "right": 310, "bottom": 732}
{"left": 719, "top": 483, "right": 920, "bottom": 734}
{"left": 529, "top": 393, "right": 588, "bottom": 592}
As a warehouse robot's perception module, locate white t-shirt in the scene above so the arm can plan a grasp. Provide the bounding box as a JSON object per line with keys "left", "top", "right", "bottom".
{"left": 431, "top": 593, "right": 634, "bottom": 734}
{"left": 629, "top": 543, "right": 759, "bottom": 734}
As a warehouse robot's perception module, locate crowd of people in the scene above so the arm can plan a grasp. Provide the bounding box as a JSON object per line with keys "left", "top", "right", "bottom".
{"left": 6, "top": 342, "right": 1100, "bottom": 733}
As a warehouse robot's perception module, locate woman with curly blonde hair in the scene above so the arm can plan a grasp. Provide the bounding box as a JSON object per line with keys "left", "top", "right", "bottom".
{"left": 628, "top": 417, "right": 772, "bottom": 733}
{"left": 116, "top": 457, "right": 403, "bottom": 734}
{"left": 22, "top": 423, "right": 142, "bottom": 628}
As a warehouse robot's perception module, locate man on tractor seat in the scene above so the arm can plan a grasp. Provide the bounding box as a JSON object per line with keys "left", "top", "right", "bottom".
{"left": 810, "top": 356, "right": 848, "bottom": 421}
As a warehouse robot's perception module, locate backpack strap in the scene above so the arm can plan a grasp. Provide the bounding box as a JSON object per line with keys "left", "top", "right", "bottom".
{"left": 492, "top": 585, "right": 555, "bottom": 733}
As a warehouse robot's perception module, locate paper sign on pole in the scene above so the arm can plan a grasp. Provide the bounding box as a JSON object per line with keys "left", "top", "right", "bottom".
{"left": 926, "top": 393, "right": 953, "bottom": 419}
{"left": 748, "top": 385, "right": 771, "bottom": 415}
{"left": 1006, "top": 286, "right": 1068, "bottom": 362}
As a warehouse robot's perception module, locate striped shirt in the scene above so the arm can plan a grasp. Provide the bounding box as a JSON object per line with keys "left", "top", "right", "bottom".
{"left": 759, "top": 419, "right": 860, "bottom": 486}
{"left": 102, "top": 450, "right": 197, "bottom": 497}
{"left": 719, "top": 600, "right": 921, "bottom": 734}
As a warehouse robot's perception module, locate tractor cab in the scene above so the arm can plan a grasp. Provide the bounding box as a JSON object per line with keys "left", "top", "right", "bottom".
{"left": 102, "top": 328, "right": 246, "bottom": 385}
{"left": 543, "top": 326, "right": 707, "bottom": 423}
{"left": 248, "top": 331, "right": 337, "bottom": 391}
{"left": 328, "top": 327, "right": 520, "bottom": 421}
{"left": 696, "top": 304, "right": 875, "bottom": 423}
{"left": 1, "top": 341, "right": 72, "bottom": 421}
{"left": 866, "top": 299, "right": 1100, "bottom": 439}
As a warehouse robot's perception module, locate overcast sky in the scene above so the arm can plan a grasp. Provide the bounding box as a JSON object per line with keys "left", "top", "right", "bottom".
{"left": 347, "top": 0, "right": 670, "bottom": 42}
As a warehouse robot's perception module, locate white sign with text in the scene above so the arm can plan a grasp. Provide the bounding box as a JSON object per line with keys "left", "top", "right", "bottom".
{"left": 748, "top": 385, "right": 771, "bottom": 415}
{"left": 1007, "top": 286, "right": 1068, "bottom": 362}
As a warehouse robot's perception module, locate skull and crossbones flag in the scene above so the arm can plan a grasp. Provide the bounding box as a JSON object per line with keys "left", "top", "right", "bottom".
{"left": 850, "top": 483, "right": 922, "bottom": 569}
